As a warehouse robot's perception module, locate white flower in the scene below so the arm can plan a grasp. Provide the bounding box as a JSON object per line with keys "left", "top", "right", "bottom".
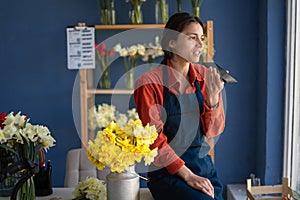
{"left": 3, "top": 112, "right": 17, "bottom": 126}
{"left": 113, "top": 44, "right": 128, "bottom": 57}
{"left": 88, "top": 106, "right": 98, "bottom": 130}
{"left": 22, "top": 123, "right": 37, "bottom": 143}
{"left": 88, "top": 104, "right": 139, "bottom": 131}
{"left": 127, "top": 45, "right": 138, "bottom": 56}
{"left": 115, "top": 113, "right": 128, "bottom": 128}
{"left": 2, "top": 124, "right": 21, "bottom": 143}
{"left": 127, "top": 108, "right": 139, "bottom": 120}
{"left": 133, "top": 125, "right": 147, "bottom": 138}
{"left": 88, "top": 104, "right": 116, "bottom": 130}
{"left": 136, "top": 44, "right": 146, "bottom": 56}
{"left": 144, "top": 148, "right": 158, "bottom": 165}
{"left": 119, "top": 48, "right": 128, "bottom": 57}
{"left": 0, "top": 130, "right": 7, "bottom": 143}
{"left": 0, "top": 111, "right": 56, "bottom": 163}
{"left": 113, "top": 37, "right": 162, "bottom": 71}
{"left": 35, "top": 125, "right": 56, "bottom": 149}
{"left": 141, "top": 36, "right": 164, "bottom": 62}
{"left": 113, "top": 43, "right": 121, "bottom": 52}
{"left": 73, "top": 177, "right": 106, "bottom": 200}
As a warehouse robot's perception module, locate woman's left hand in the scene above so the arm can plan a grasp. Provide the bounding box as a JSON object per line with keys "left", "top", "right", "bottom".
{"left": 205, "top": 67, "right": 224, "bottom": 107}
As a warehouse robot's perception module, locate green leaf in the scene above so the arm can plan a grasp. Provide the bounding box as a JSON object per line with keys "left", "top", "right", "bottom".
{"left": 0, "top": 144, "right": 18, "bottom": 155}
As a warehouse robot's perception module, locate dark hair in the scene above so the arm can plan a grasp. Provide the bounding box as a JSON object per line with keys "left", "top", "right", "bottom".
{"left": 161, "top": 12, "right": 205, "bottom": 63}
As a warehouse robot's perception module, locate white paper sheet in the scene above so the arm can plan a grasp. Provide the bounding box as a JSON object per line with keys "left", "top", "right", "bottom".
{"left": 66, "top": 26, "right": 95, "bottom": 69}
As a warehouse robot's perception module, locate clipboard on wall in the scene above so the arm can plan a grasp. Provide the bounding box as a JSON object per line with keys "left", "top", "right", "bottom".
{"left": 66, "top": 23, "right": 95, "bottom": 70}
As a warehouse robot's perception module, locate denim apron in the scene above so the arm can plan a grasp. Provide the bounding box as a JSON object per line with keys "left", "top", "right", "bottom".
{"left": 147, "top": 67, "right": 223, "bottom": 200}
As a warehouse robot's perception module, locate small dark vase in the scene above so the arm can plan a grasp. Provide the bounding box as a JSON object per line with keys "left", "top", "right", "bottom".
{"left": 33, "top": 164, "right": 53, "bottom": 196}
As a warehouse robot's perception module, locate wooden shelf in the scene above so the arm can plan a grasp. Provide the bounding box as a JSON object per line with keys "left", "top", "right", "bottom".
{"left": 94, "top": 24, "right": 165, "bottom": 30}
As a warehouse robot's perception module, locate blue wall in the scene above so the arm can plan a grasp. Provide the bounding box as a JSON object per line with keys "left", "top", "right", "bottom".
{"left": 264, "top": 0, "right": 286, "bottom": 185}
{"left": 255, "top": 0, "right": 286, "bottom": 185}
{"left": 0, "top": 0, "right": 286, "bottom": 190}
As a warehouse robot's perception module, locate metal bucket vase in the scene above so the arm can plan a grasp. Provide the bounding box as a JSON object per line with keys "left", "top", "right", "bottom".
{"left": 106, "top": 165, "right": 140, "bottom": 200}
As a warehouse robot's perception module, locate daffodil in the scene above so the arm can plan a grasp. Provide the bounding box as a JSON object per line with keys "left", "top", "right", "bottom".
{"left": 0, "top": 111, "right": 56, "bottom": 200}
{"left": 88, "top": 104, "right": 138, "bottom": 131}
{"left": 72, "top": 177, "right": 106, "bottom": 200}
{"left": 0, "top": 111, "right": 56, "bottom": 158}
{"left": 113, "top": 43, "right": 145, "bottom": 72}
{"left": 141, "top": 36, "right": 164, "bottom": 69}
{"left": 87, "top": 119, "right": 158, "bottom": 173}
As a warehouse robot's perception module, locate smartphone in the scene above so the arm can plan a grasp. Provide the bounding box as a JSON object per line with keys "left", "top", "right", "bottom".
{"left": 203, "top": 62, "right": 238, "bottom": 84}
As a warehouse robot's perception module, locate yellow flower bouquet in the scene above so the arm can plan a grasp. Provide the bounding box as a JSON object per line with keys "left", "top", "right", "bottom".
{"left": 86, "top": 119, "right": 158, "bottom": 173}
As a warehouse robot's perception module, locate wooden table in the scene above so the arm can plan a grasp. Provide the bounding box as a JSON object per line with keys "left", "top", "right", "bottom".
{"left": 227, "top": 184, "right": 247, "bottom": 200}
{"left": 0, "top": 188, "right": 154, "bottom": 200}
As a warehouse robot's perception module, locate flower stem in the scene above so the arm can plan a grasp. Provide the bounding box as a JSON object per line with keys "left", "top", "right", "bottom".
{"left": 130, "top": 4, "right": 143, "bottom": 24}
{"left": 159, "top": 0, "right": 168, "bottom": 23}
{"left": 177, "top": 0, "right": 182, "bottom": 13}
{"left": 191, "top": 0, "right": 202, "bottom": 17}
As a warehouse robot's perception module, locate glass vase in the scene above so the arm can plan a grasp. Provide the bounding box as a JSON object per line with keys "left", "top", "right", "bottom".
{"left": 100, "top": 68, "right": 111, "bottom": 89}
{"left": 177, "top": 0, "right": 182, "bottom": 13}
{"left": 19, "top": 177, "right": 35, "bottom": 200}
{"left": 0, "top": 177, "right": 17, "bottom": 197}
{"left": 130, "top": 5, "right": 143, "bottom": 24}
{"left": 0, "top": 150, "right": 16, "bottom": 197}
{"left": 33, "top": 166, "right": 53, "bottom": 196}
{"left": 101, "top": 9, "right": 109, "bottom": 25}
{"left": 109, "top": 1, "right": 116, "bottom": 24}
{"left": 101, "top": 8, "right": 115, "bottom": 25}
{"left": 192, "top": 6, "right": 200, "bottom": 17}
{"left": 100, "top": 0, "right": 115, "bottom": 25}
{"left": 155, "top": 0, "right": 168, "bottom": 24}
{"left": 106, "top": 165, "right": 139, "bottom": 200}
{"left": 13, "top": 142, "right": 36, "bottom": 200}
{"left": 126, "top": 70, "right": 134, "bottom": 89}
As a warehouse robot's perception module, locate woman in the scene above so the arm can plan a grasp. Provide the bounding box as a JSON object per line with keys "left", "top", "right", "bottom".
{"left": 134, "top": 13, "right": 225, "bottom": 200}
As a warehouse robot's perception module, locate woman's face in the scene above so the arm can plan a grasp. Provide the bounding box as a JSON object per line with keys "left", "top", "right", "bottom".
{"left": 170, "top": 22, "right": 205, "bottom": 63}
